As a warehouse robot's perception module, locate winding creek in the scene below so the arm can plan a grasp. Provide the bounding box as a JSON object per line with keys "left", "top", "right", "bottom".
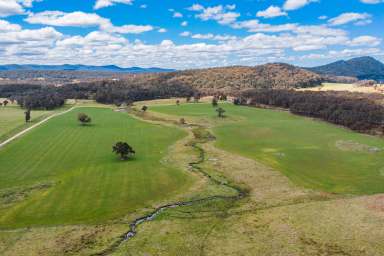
{"left": 92, "top": 113, "right": 247, "bottom": 256}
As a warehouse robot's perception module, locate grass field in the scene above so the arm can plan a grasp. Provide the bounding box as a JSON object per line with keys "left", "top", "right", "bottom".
{"left": 0, "top": 107, "right": 193, "bottom": 228}
{"left": 0, "top": 106, "right": 54, "bottom": 142}
{"left": 151, "top": 103, "right": 384, "bottom": 195}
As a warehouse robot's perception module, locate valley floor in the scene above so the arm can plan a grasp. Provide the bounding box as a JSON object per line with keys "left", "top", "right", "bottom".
{"left": 0, "top": 99, "right": 383, "bottom": 255}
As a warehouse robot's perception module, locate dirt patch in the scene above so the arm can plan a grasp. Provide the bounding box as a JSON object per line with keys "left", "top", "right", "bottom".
{"left": 335, "top": 140, "right": 382, "bottom": 153}
{"left": 367, "top": 195, "right": 384, "bottom": 213}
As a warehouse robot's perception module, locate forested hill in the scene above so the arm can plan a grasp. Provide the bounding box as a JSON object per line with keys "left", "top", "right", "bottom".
{"left": 307, "top": 56, "right": 384, "bottom": 81}
{"left": 136, "top": 63, "right": 323, "bottom": 95}
{"left": 0, "top": 63, "right": 324, "bottom": 105}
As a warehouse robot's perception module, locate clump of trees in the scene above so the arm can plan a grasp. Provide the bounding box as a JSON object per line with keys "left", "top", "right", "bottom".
{"left": 141, "top": 105, "right": 148, "bottom": 112}
{"left": 212, "top": 97, "right": 218, "bottom": 107}
{"left": 78, "top": 113, "right": 92, "bottom": 125}
{"left": 16, "top": 91, "right": 65, "bottom": 110}
{"left": 240, "top": 89, "right": 384, "bottom": 132}
{"left": 193, "top": 94, "right": 201, "bottom": 103}
{"left": 113, "top": 142, "right": 135, "bottom": 160}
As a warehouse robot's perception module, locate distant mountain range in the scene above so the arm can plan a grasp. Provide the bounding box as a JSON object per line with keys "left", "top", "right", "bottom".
{"left": 307, "top": 56, "right": 384, "bottom": 81}
{"left": 0, "top": 64, "right": 175, "bottom": 73}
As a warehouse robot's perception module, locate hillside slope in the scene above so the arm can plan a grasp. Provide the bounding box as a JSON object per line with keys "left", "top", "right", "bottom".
{"left": 308, "top": 56, "right": 384, "bottom": 80}
{"left": 141, "top": 63, "right": 323, "bottom": 94}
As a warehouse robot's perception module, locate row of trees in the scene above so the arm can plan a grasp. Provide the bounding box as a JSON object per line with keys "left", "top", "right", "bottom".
{"left": 238, "top": 89, "right": 384, "bottom": 132}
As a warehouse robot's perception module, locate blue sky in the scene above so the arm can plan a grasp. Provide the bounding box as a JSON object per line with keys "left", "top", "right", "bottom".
{"left": 0, "top": 0, "right": 383, "bottom": 68}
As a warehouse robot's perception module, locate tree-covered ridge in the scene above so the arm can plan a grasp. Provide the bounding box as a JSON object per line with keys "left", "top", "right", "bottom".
{"left": 240, "top": 89, "right": 384, "bottom": 133}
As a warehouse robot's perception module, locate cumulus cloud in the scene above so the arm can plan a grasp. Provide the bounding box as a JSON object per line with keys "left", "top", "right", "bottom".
{"left": 0, "top": 0, "right": 24, "bottom": 17}
{"left": 257, "top": 6, "right": 287, "bottom": 18}
{"left": 188, "top": 4, "right": 240, "bottom": 25}
{"left": 301, "top": 48, "right": 382, "bottom": 61}
{"left": 25, "top": 11, "right": 153, "bottom": 34}
{"left": 283, "top": 0, "right": 317, "bottom": 11}
{"left": 183, "top": 32, "right": 237, "bottom": 41}
{"left": 94, "top": 0, "right": 133, "bottom": 10}
{"left": 328, "top": 12, "right": 372, "bottom": 26}
{"left": 0, "top": 19, "right": 22, "bottom": 32}
{"left": 0, "top": 9, "right": 382, "bottom": 68}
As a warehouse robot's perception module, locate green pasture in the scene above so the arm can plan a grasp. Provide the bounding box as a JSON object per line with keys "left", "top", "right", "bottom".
{"left": 151, "top": 103, "right": 384, "bottom": 195}
{"left": 0, "top": 106, "right": 53, "bottom": 142}
{"left": 0, "top": 107, "right": 191, "bottom": 228}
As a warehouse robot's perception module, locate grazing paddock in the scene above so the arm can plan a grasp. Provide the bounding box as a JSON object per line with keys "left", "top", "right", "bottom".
{"left": 151, "top": 103, "right": 384, "bottom": 194}
{"left": 0, "top": 107, "right": 192, "bottom": 228}
{"left": 0, "top": 106, "right": 53, "bottom": 141}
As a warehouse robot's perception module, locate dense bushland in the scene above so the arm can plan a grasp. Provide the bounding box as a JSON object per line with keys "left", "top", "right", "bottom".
{"left": 16, "top": 91, "right": 65, "bottom": 110}
{"left": 239, "top": 89, "right": 384, "bottom": 132}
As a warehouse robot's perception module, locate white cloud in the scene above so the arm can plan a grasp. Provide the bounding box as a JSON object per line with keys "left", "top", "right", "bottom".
{"left": 257, "top": 6, "right": 287, "bottom": 18}
{"left": 26, "top": 11, "right": 110, "bottom": 27}
{"left": 140, "top": 4, "right": 147, "bottom": 8}
{"left": 25, "top": 11, "right": 153, "bottom": 34}
{"left": 359, "top": 0, "right": 383, "bottom": 3}
{"left": 0, "top": 0, "right": 24, "bottom": 17}
{"left": 187, "top": 4, "right": 204, "bottom": 11}
{"left": 19, "top": 0, "right": 42, "bottom": 7}
{"left": 0, "top": 15, "right": 381, "bottom": 69}
{"left": 328, "top": 12, "right": 372, "bottom": 26}
{"left": 188, "top": 4, "right": 240, "bottom": 25}
{"left": 180, "top": 31, "right": 191, "bottom": 37}
{"left": 189, "top": 33, "right": 237, "bottom": 41}
{"left": 94, "top": 0, "right": 133, "bottom": 10}
{"left": 0, "top": 19, "right": 21, "bottom": 32}
{"left": 301, "top": 48, "right": 382, "bottom": 61}
{"left": 173, "top": 12, "right": 183, "bottom": 18}
{"left": 158, "top": 28, "right": 167, "bottom": 33}
{"left": 348, "top": 35, "right": 381, "bottom": 46}
{"left": 181, "top": 21, "right": 188, "bottom": 26}
{"left": 283, "top": 0, "right": 316, "bottom": 11}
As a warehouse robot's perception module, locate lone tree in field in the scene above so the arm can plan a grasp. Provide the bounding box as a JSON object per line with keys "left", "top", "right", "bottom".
{"left": 219, "top": 95, "right": 227, "bottom": 101}
{"left": 186, "top": 96, "right": 191, "bottom": 103}
{"left": 176, "top": 100, "right": 180, "bottom": 106}
{"left": 212, "top": 97, "right": 218, "bottom": 107}
{"left": 78, "top": 113, "right": 92, "bottom": 126}
{"left": 25, "top": 109, "right": 31, "bottom": 123}
{"left": 193, "top": 94, "right": 200, "bottom": 103}
{"left": 113, "top": 142, "right": 135, "bottom": 160}
{"left": 216, "top": 107, "right": 226, "bottom": 118}
{"left": 142, "top": 105, "right": 148, "bottom": 112}
{"left": 3, "top": 100, "right": 8, "bottom": 107}
{"left": 233, "top": 98, "right": 241, "bottom": 105}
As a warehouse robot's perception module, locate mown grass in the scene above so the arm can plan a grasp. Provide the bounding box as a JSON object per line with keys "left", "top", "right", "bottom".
{"left": 0, "top": 106, "right": 54, "bottom": 142}
{"left": 151, "top": 103, "right": 384, "bottom": 195}
{"left": 0, "top": 107, "right": 193, "bottom": 228}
